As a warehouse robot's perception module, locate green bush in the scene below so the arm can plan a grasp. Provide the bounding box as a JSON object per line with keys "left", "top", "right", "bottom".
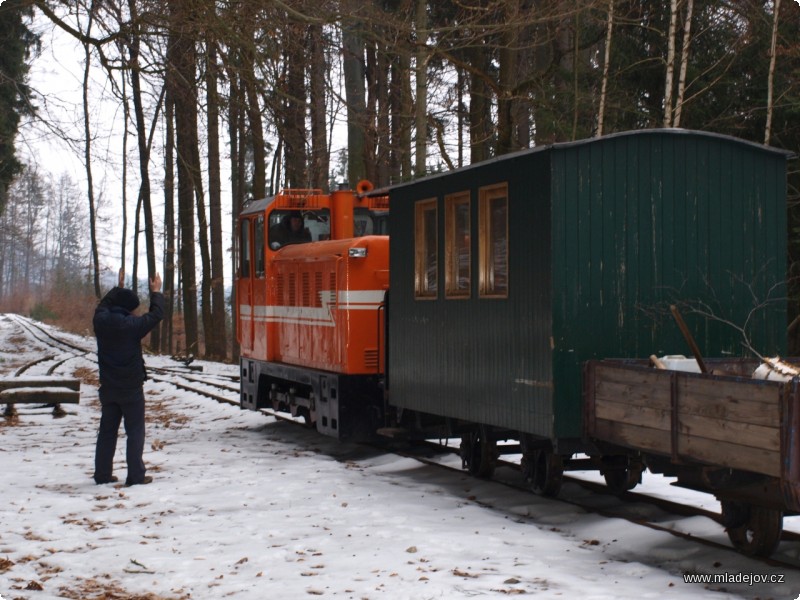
{"left": 30, "top": 303, "right": 57, "bottom": 322}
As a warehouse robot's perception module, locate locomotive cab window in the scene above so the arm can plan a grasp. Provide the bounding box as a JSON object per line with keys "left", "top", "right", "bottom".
{"left": 445, "top": 192, "right": 470, "bottom": 298}
{"left": 479, "top": 184, "right": 508, "bottom": 298}
{"left": 239, "top": 219, "right": 251, "bottom": 278}
{"left": 414, "top": 199, "right": 438, "bottom": 299}
{"left": 268, "top": 209, "right": 330, "bottom": 249}
{"left": 354, "top": 208, "right": 389, "bottom": 237}
{"left": 254, "top": 214, "right": 265, "bottom": 278}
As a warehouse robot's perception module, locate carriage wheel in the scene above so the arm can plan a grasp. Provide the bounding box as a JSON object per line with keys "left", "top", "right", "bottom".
{"left": 603, "top": 458, "right": 644, "bottom": 495}
{"left": 521, "top": 450, "right": 540, "bottom": 487}
{"left": 534, "top": 450, "right": 564, "bottom": 497}
{"left": 725, "top": 504, "right": 783, "bottom": 557}
{"left": 460, "top": 425, "right": 497, "bottom": 478}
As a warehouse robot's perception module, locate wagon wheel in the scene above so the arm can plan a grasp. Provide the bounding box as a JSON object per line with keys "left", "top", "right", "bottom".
{"left": 603, "top": 458, "right": 644, "bottom": 495}
{"left": 460, "top": 425, "right": 497, "bottom": 479}
{"left": 534, "top": 450, "right": 564, "bottom": 497}
{"left": 725, "top": 504, "right": 783, "bottom": 557}
{"left": 520, "top": 449, "right": 540, "bottom": 488}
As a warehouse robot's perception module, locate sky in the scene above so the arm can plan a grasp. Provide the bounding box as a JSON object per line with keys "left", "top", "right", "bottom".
{"left": 15, "top": 6, "right": 264, "bottom": 288}
{"left": 2, "top": 315, "right": 800, "bottom": 600}
{"left": 16, "top": 7, "right": 153, "bottom": 279}
{"left": 12, "top": 5, "right": 357, "bottom": 291}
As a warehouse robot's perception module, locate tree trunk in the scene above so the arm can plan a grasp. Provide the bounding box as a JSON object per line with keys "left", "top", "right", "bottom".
{"left": 365, "top": 41, "right": 378, "bottom": 185}
{"left": 167, "top": 0, "right": 199, "bottom": 355}
{"left": 127, "top": 0, "right": 159, "bottom": 349}
{"left": 497, "top": 0, "right": 519, "bottom": 155}
{"left": 457, "top": 67, "right": 464, "bottom": 167}
{"left": 81, "top": 5, "right": 100, "bottom": 298}
{"left": 390, "top": 41, "right": 412, "bottom": 182}
{"left": 597, "top": 0, "right": 614, "bottom": 137}
{"left": 673, "top": 0, "right": 694, "bottom": 128}
{"left": 120, "top": 71, "right": 129, "bottom": 278}
{"left": 161, "top": 94, "right": 176, "bottom": 355}
{"left": 469, "top": 45, "right": 492, "bottom": 164}
{"left": 241, "top": 14, "right": 267, "bottom": 199}
{"left": 191, "top": 107, "right": 212, "bottom": 358}
{"left": 375, "top": 39, "right": 390, "bottom": 187}
{"left": 765, "top": 0, "right": 782, "bottom": 145}
{"left": 284, "top": 21, "right": 308, "bottom": 188}
{"left": 132, "top": 189, "right": 142, "bottom": 294}
{"left": 309, "top": 23, "right": 329, "bottom": 191}
{"left": 343, "top": 15, "right": 367, "bottom": 184}
{"left": 206, "top": 34, "right": 226, "bottom": 360}
{"left": 414, "top": 0, "right": 428, "bottom": 176}
{"left": 227, "top": 64, "right": 246, "bottom": 361}
{"left": 663, "top": 0, "right": 679, "bottom": 127}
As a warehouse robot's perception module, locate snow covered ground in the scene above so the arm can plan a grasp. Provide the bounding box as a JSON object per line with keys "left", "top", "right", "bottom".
{"left": 1, "top": 314, "right": 799, "bottom": 599}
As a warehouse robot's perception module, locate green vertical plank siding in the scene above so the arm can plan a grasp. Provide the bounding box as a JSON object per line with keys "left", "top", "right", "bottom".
{"left": 389, "top": 130, "right": 790, "bottom": 442}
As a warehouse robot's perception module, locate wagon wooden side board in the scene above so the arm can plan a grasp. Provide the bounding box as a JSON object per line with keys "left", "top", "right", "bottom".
{"left": 584, "top": 359, "right": 800, "bottom": 556}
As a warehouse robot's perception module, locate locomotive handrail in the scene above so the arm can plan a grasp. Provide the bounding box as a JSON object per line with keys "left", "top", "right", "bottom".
{"left": 376, "top": 299, "right": 386, "bottom": 375}
{"left": 365, "top": 195, "right": 389, "bottom": 210}
{"left": 274, "top": 189, "right": 325, "bottom": 209}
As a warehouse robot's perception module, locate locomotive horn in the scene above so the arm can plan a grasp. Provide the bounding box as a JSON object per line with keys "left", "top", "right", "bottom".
{"left": 356, "top": 180, "right": 374, "bottom": 194}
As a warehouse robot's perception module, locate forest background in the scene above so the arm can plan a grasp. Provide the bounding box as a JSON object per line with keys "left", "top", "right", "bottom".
{"left": 0, "top": 0, "right": 798, "bottom": 362}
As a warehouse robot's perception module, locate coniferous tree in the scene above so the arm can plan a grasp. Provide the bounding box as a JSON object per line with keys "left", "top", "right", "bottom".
{"left": 0, "top": 1, "right": 38, "bottom": 216}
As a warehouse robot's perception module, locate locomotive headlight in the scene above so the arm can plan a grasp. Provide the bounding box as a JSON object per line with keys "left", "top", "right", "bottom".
{"left": 348, "top": 247, "right": 368, "bottom": 258}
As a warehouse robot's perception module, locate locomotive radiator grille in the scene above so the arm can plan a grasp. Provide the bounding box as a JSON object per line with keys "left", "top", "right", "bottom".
{"left": 364, "top": 348, "right": 379, "bottom": 370}
{"left": 302, "top": 272, "right": 311, "bottom": 307}
{"left": 315, "top": 272, "right": 324, "bottom": 307}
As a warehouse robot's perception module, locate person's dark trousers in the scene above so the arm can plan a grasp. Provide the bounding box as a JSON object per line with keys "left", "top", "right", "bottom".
{"left": 94, "top": 385, "right": 147, "bottom": 485}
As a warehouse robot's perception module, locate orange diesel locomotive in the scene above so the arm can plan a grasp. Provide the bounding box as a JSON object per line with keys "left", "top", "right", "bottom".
{"left": 236, "top": 183, "right": 388, "bottom": 440}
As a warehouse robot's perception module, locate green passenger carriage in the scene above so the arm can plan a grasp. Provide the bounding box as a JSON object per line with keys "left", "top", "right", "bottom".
{"left": 389, "top": 129, "right": 789, "bottom": 443}
{"left": 386, "top": 130, "right": 795, "bottom": 550}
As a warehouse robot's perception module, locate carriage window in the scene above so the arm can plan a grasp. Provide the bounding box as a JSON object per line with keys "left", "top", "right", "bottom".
{"left": 445, "top": 192, "right": 470, "bottom": 298}
{"left": 414, "top": 199, "right": 438, "bottom": 299}
{"left": 239, "top": 219, "right": 251, "bottom": 278}
{"left": 479, "top": 184, "right": 508, "bottom": 298}
{"left": 254, "top": 214, "right": 265, "bottom": 278}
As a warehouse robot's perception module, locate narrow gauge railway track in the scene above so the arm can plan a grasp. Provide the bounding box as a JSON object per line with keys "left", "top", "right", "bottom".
{"left": 14, "top": 354, "right": 60, "bottom": 376}
{"left": 6, "top": 314, "right": 799, "bottom": 570}
{"left": 4, "top": 314, "right": 92, "bottom": 376}
{"left": 148, "top": 369, "right": 240, "bottom": 406}
{"left": 371, "top": 439, "right": 800, "bottom": 570}
{"left": 5, "top": 313, "right": 94, "bottom": 356}
{"left": 181, "top": 379, "right": 800, "bottom": 572}
{"left": 429, "top": 449, "right": 800, "bottom": 570}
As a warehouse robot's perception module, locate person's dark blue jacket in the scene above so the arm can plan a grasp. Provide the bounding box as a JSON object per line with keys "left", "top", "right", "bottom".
{"left": 93, "top": 287, "right": 165, "bottom": 388}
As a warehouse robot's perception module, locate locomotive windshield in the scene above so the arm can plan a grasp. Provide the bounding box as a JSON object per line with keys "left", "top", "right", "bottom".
{"left": 268, "top": 207, "right": 388, "bottom": 249}
{"left": 268, "top": 209, "right": 330, "bottom": 249}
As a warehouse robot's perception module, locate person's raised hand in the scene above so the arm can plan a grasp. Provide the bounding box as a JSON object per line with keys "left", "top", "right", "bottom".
{"left": 149, "top": 272, "right": 162, "bottom": 293}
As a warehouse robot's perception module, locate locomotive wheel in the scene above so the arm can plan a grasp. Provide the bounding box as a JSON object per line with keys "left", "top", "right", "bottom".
{"left": 534, "top": 450, "right": 564, "bottom": 497}
{"left": 295, "top": 407, "right": 314, "bottom": 428}
{"left": 603, "top": 458, "right": 644, "bottom": 495}
{"left": 460, "top": 425, "right": 497, "bottom": 479}
{"left": 725, "top": 504, "right": 783, "bottom": 557}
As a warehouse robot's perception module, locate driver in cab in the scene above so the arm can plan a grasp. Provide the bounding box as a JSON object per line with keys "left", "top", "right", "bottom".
{"left": 270, "top": 210, "right": 312, "bottom": 249}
